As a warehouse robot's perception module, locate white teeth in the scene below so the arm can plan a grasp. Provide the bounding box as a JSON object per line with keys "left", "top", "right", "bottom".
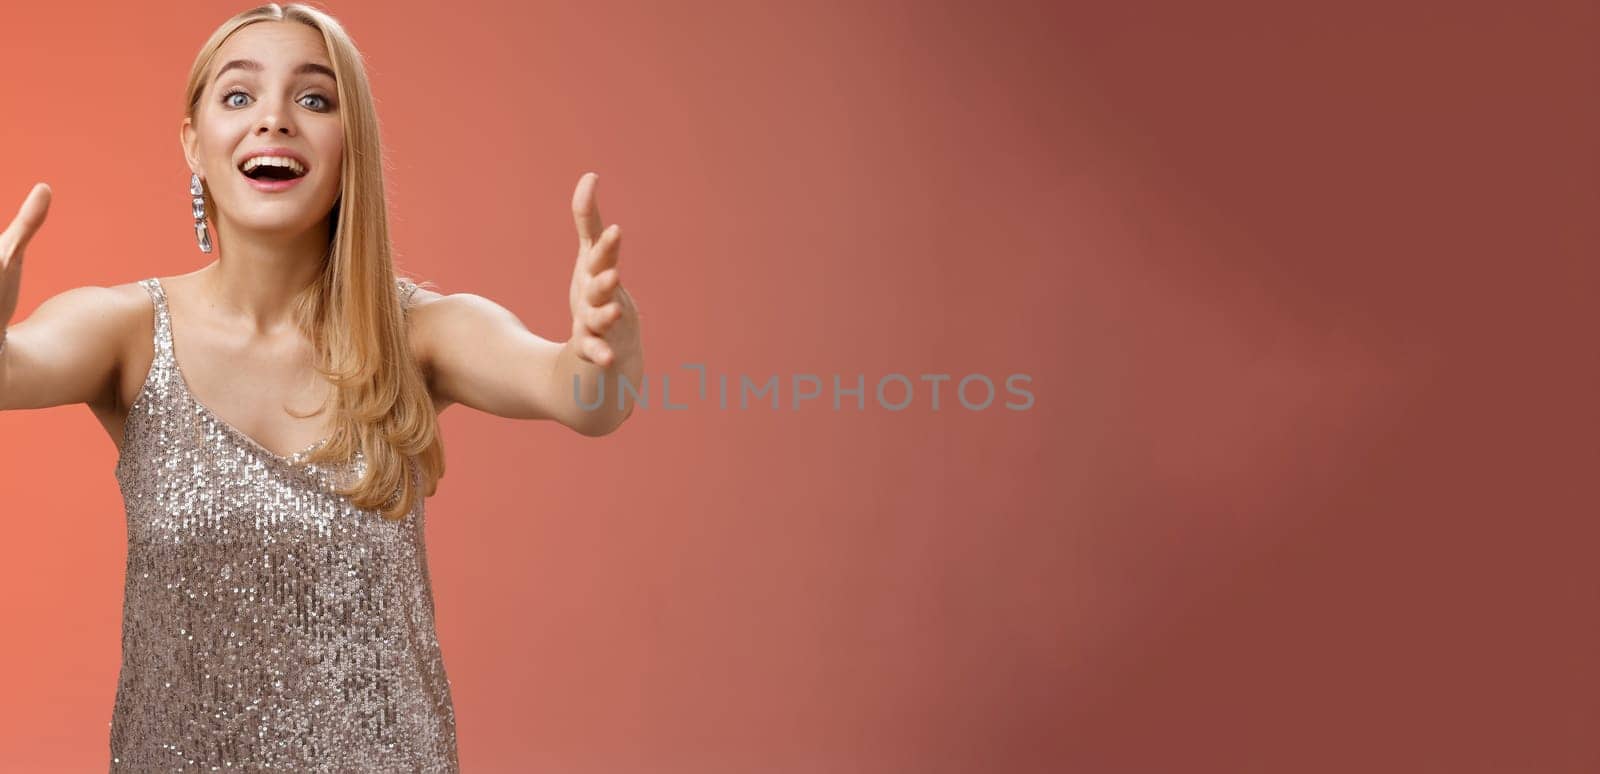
{"left": 241, "top": 156, "right": 306, "bottom": 175}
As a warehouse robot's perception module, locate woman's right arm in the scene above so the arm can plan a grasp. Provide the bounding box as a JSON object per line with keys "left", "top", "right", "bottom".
{"left": 0, "top": 183, "right": 128, "bottom": 412}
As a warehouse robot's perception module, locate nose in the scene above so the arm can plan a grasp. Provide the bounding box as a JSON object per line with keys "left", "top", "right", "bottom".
{"left": 253, "top": 102, "right": 297, "bottom": 137}
{"left": 255, "top": 120, "right": 294, "bottom": 137}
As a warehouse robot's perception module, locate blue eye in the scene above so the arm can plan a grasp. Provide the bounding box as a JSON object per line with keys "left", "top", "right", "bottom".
{"left": 219, "top": 89, "right": 333, "bottom": 111}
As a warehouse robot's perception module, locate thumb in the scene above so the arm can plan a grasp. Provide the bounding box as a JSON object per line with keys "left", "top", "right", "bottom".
{"left": 4, "top": 183, "right": 53, "bottom": 257}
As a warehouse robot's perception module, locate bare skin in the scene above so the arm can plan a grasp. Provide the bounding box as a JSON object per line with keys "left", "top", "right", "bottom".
{"left": 0, "top": 21, "right": 642, "bottom": 459}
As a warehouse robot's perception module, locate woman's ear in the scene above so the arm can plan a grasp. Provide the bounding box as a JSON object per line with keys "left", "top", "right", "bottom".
{"left": 179, "top": 117, "right": 200, "bottom": 175}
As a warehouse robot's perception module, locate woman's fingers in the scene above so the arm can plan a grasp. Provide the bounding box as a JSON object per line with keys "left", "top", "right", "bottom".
{"left": 585, "top": 301, "right": 622, "bottom": 333}
{"left": 585, "top": 268, "right": 621, "bottom": 307}
{"left": 576, "top": 332, "right": 613, "bottom": 367}
{"left": 585, "top": 224, "right": 621, "bottom": 277}
{"left": 576, "top": 292, "right": 622, "bottom": 336}
{"left": 567, "top": 175, "right": 629, "bottom": 369}
{"left": 1, "top": 183, "right": 52, "bottom": 265}
{"left": 570, "top": 172, "right": 603, "bottom": 253}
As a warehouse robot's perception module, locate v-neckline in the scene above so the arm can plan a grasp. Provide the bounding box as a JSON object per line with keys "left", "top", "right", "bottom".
{"left": 152, "top": 277, "right": 333, "bottom": 466}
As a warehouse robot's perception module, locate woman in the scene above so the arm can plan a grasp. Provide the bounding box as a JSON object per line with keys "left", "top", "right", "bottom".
{"left": 0, "top": 3, "right": 642, "bottom": 770}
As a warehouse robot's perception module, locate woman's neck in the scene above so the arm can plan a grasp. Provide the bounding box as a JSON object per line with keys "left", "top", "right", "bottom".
{"left": 199, "top": 221, "right": 331, "bottom": 332}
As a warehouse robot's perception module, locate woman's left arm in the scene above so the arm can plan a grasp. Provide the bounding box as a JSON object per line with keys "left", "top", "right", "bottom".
{"left": 411, "top": 172, "right": 643, "bottom": 436}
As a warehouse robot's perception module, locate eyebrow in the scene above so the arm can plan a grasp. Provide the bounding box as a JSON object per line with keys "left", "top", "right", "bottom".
{"left": 213, "top": 58, "right": 337, "bottom": 83}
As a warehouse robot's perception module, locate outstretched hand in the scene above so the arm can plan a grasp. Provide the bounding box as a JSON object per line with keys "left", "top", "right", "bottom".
{"left": 568, "top": 172, "right": 638, "bottom": 368}
{"left": 1, "top": 183, "right": 51, "bottom": 331}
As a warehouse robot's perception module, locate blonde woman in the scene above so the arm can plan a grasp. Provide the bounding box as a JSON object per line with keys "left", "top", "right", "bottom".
{"left": 0, "top": 3, "right": 641, "bottom": 770}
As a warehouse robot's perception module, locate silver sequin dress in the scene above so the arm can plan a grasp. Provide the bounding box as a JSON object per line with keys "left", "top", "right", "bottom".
{"left": 109, "top": 276, "right": 459, "bottom": 772}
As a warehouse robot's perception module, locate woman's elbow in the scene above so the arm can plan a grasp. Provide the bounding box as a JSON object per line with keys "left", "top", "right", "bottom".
{"left": 567, "top": 404, "right": 634, "bottom": 438}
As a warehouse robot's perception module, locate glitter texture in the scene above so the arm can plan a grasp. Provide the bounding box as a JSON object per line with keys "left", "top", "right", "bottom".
{"left": 108, "top": 277, "right": 458, "bottom": 771}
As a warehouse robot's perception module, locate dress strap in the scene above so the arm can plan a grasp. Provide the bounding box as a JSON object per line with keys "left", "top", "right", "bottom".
{"left": 395, "top": 276, "right": 421, "bottom": 309}
{"left": 137, "top": 278, "right": 174, "bottom": 371}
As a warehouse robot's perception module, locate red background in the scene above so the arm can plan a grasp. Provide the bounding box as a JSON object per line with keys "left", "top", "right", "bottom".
{"left": 0, "top": 1, "right": 1594, "bottom": 771}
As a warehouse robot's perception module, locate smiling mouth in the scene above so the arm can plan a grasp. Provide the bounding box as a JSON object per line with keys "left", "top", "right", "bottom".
{"left": 238, "top": 157, "right": 309, "bottom": 182}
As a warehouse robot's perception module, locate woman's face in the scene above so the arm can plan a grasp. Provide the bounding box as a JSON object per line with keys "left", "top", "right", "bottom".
{"left": 181, "top": 21, "right": 343, "bottom": 241}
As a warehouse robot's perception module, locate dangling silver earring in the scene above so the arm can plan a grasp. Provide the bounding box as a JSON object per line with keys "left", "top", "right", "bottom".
{"left": 190, "top": 173, "right": 212, "bottom": 253}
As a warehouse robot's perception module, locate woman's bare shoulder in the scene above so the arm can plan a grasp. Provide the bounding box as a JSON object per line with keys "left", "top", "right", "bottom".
{"left": 408, "top": 286, "right": 447, "bottom": 307}
{"left": 103, "top": 280, "right": 158, "bottom": 334}
{"left": 397, "top": 283, "right": 459, "bottom": 413}
{"left": 0, "top": 279, "right": 155, "bottom": 413}
{"left": 99, "top": 279, "right": 160, "bottom": 371}
{"left": 401, "top": 283, "right": 473, "bottom": 337}
{"left": 106, "top": 278, "right": 155, "bottom": 304}
{"left": 24, "top": 279, "right": 153, "bottom": 333}
{"left": 400, "top": 286, "right": 536, "bottom": 349}
{"left": 399, "top": 280, "right": 444, "bottom": 343}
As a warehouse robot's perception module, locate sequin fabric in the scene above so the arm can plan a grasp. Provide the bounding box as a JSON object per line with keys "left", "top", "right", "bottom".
{"left": 108, "top": 276, "right": 459, "bottom": 772}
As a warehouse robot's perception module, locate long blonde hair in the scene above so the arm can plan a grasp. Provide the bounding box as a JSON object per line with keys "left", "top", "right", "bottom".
{"left": 184, "top": 3, "right": 444, "bottom": 520}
